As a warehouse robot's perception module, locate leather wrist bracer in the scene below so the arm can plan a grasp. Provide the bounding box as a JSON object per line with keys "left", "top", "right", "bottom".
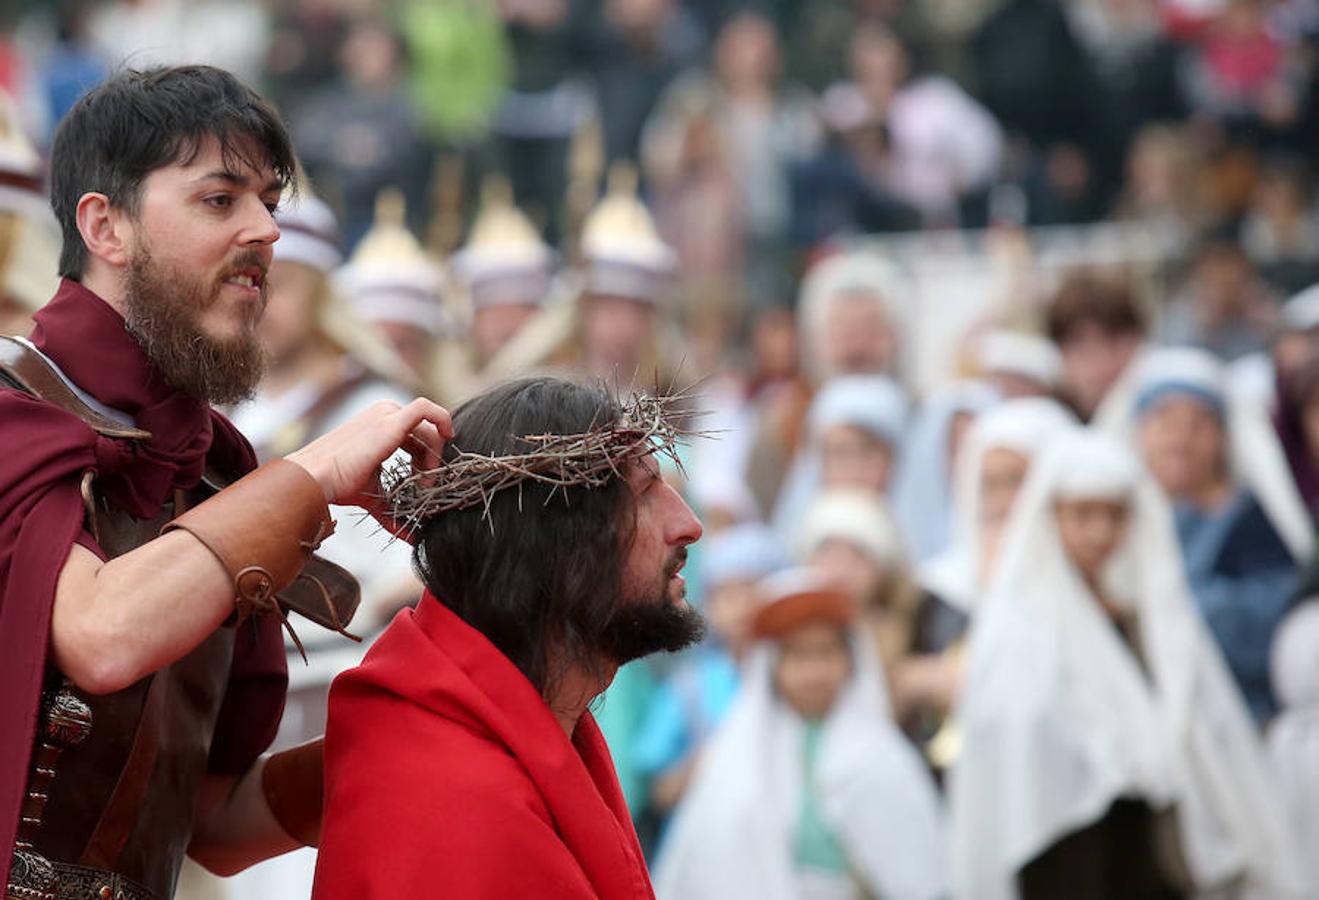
{"left": 162, "top": 460, "right": 334, "bottom": 620}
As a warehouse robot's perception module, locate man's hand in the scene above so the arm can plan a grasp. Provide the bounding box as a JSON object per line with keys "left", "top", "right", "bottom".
{"left": 285, "top": 397, "right": 452, "bottom": 535}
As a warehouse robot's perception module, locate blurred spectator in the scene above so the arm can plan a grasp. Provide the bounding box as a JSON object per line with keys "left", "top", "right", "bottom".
{"left": 587, "top": 0, "right": 705, "bottom": 165}
{"left": 35, "top": 0, "right": 105, "bottom": 140}
{"left": 1112, "top": 123, "right": 1207, "bottom": 249}
{"left": 654, "top": 568, "right": 948, "bottom": 900}
{"left": 919, "top": 397, "right": 1077, "bottom": 612}
{"left": 893, "top": 381, "right": 998, "bottom": 563}
{"left": 972, "top": 0, "right": 1105, "bottom": 223}
{"left": 833, "top": 20, "right": 1004, "bottom": 227}
{"left": 1131, "top": 348, "right": 1299, "bottom": 722}
{"left": 400, "top": 0, "right": 509, "bottom": 146}
{"left": 952, "top": 431, "right": 1304, "bottom": 900}
{"left": 1047, "top": 270, "right": 1149, "bottom": 421}
{"left": 488, "top": 0, "right": 593, "bottom": 241}
{"left": 262, "top": 0, "right": 351, "bottom": 112}
{"left": 88, "top": 0, "right": 270, "bottom": 85}
{"left": 633, "top": 524, "right": 787, "bottom": 816}
{"left": 788, "top": 82, "right": 921, "bottom": 245}
{"left": 292, "top": 18, "right": 432, "bottom": 248}
{"left": 771, "top": 374, "right": 907, "bottom": 539}
{"left": 1161, "top": 231, "right": 1280, "bottom": 360}
{"left": 438, "top": 176, "right": 557, "bottom": 402}
{"left": 1179, "top": 0, "right": 1309, "bottom": 142}
{"left": 1241, "top": 154, "right": 1319, "bottom": 294}
{"left": 643, "top": 9, "right": 821, "bottom": 316}
{"left": 334, "top": 190, "right": 449, "bottom": 392}
{"left": 797, "top": 492, "right": 968, "bottom": 753}
{"left": 0, "top": 92, "right": 58, "bottom": 336}
{"left": 1268, "top": 598, "right": 1319, "bottom": 897}
{"left": 972, "top": 328, "right": 1063, "bottom": 399}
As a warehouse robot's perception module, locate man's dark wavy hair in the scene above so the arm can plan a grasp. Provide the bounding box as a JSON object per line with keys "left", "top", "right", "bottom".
{"left": 49, "top": 64, "right": 296, "bottom": 279}
{"left": 413, "top": 377, "right": 638, "bottom": 698}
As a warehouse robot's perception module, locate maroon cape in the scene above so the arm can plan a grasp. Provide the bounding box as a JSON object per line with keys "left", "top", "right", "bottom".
{"left": 0, "top": 280, "right": 287, "bottom": 886}
{"left": 313, "top": 592, "right": 654, "bottom": 899}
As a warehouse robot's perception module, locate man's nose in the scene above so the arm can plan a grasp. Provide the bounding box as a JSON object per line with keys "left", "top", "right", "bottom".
{"left": 665, "top": 483, "right": 704, "bottom": 546}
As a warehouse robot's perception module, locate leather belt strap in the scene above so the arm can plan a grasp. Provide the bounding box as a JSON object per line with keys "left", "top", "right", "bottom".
{"left": 77, "top": 676, "right": 166, "bottom": 870}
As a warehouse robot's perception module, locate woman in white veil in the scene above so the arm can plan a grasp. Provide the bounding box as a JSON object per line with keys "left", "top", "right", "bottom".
{"left": 654, "top": 569, "right": 947, "bottom": 900}
{"left": 919, "top": 397, "right": 1076, "bottom": 612}
{"left": 951, "top": 430, "right": 1305, "bottom": 900}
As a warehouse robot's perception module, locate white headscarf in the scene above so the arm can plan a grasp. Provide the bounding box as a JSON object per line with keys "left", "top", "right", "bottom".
{"left": 1111, "top": 346, "right": 1313, "bottom": 561}
{"left": 918, "top": 397, "right": 1076, "bottom": 611}
{"left": 1268, "top": 602, "right": 1319, "bottom": 896}
{"left": 797, "top": 251, "right": 913, "bottom": 385}
{"left": 795, "top": 491, "right": 908, "bottom": 569}
{"left": 951, "top": 430, "right": 1305, "bottom": 900}
{"left": 771, "top": 375, "right": 908, "bottom": 543}
{"left": 653, "top": 572, "right": 947, "bottom": 900}
{"left": 892, "top": 381, "right": 999, "bottom": 563}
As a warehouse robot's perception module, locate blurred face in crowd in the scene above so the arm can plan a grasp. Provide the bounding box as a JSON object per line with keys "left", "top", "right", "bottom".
{"left": 809, "top": 538, "right": 885, "bottom": 608}
{"left": 583, "top": 293, "right": 656, "bottom": 378}
{"left": 715, "top": 12, "right": 779, "bottom": 93}
{"left": 341, "top": 20, "right": 403, "bottom": 90}
{"left": 472, "top": 302, "right": 537, "bottom": 367}
{"left": 752, "top": 307, "right": 798, "bottom": 381}
{"left": 377, "top": 320, "right": 432, "bottom": 379}
{"left": 821, "top": 291, "right": 898, "bottom": 377}
{"left": 819, "top": 424, "right": 894, "bottom": 493}
{"left": 1059, "top": 323, "right": 1141, "bottom": 418}
{"left": 1138, "top": 395, "right": 1226, "bottom": 502}
{"left": 705, "top": 579, "right": 761, "bottom": 655}
{"left": 980, "top": 447, "right": 1031, "bottom": 530}
{"left": 1275, "top": 331, "right": 1316, "bottom": 381}
{"left": 1190, "top": 244, "right": 1253, "bottom": 322}
{"left": 848, "top": 23, "right": 908, "bottom": 107}
{"left": 260, "top": 259, "right": 323, "bottom": 366}
{"left": 1055, "top": 497, "right": 1129, "bottom": 584}
{"left": 773, "top": 620, "right": 852, "bottom": 720}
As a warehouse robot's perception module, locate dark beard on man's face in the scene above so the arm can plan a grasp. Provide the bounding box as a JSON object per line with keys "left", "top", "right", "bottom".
{"left": 596, "top": 551, "right": 706, "bottom": 665}
{"left": 122, "top": 246, "right": 266, "bottom": 406}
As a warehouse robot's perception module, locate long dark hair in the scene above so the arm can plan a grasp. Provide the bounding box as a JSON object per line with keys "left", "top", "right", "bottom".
{"left": 413, "top": 377, "right": 637, "bottom": 697}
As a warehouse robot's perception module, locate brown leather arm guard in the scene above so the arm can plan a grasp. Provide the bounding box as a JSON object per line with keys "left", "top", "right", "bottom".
{"left": 262, "top": 738, "right": 324, "bottom": 848}
{"left": 162, "top": 460, "right": 362, "bottom": 656}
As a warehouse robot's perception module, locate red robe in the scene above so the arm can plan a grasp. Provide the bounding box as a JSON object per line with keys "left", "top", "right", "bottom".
{"left": 313, "top": 592, "right": 655, "bottom": 899}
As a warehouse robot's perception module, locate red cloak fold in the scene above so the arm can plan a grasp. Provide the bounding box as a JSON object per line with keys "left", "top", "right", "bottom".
{"left": 0, "top": 280, "right": 286, "bottom": 887}
{"left": 314, "top": 592, "right": 654, "bottom": 900}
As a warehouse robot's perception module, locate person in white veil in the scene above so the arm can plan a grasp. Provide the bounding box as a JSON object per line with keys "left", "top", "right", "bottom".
{"left": 951, "top": 430, "right": 1305, "bottom": 900}
{"left": 654, "top": 568, "right": 948, "bottom": 900}
{"left": 919, "top": 397, "right": 1077, "bottom": 612}
{"left": 892, "top": 381, "right": 998, "bottom": 563}
{"left": 771, "top": 374, "right": 908, "bottom": 541}
{"left": 1124, "top": 347, "right": 1306, "bottom": 723}
{"left": 1268, "top": 596, "right": 1319, "bottom": 896}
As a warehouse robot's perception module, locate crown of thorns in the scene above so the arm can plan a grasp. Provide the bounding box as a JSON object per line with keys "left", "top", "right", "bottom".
{"left": 382, "top": 390, "right": 701, "bottom": 537}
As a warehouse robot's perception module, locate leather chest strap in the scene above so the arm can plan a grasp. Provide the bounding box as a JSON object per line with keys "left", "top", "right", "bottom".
{"left": 0, "top": 335, "right": 151, "bottom": 441}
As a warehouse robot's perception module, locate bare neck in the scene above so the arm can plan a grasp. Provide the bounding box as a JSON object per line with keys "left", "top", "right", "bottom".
{"left": 79, "top": 264, "right": 126, "bottom": 315}
{"left": 548, "top": 661, "right": 618, "bottom": 739}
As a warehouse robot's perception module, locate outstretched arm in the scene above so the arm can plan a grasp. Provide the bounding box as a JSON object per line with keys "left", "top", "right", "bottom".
{"left": 49, "top": 398, "right": 450, "bottom": 695}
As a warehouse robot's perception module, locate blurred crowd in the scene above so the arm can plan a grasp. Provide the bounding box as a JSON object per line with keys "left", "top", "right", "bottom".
{"left": 6, "top": 0, "right": 1319, "bottom": 898}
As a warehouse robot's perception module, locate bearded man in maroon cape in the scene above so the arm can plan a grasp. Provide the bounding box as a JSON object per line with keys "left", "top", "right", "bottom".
{"left": 0, "top": 65, "right": 449, "bottom": 900}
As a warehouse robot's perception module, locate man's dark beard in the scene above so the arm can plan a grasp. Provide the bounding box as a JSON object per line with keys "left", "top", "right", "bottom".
{"left": 122, "top": 246, "right": 266, "bottom": 406}
{"left": 597, "top": 549, "right": 706, "bottom": 665}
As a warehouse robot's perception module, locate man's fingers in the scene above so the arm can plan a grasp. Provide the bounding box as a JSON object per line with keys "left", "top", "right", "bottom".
{"left": 406, "top": 421, "right": 444, "bottom": 472}
{"left": 394, "top": 398, "right": 453, "bottom": 441}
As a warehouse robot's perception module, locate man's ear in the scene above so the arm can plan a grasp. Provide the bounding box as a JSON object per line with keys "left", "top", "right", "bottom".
{"left": 75, "top": 192, "right": 132, "bottom": 268}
